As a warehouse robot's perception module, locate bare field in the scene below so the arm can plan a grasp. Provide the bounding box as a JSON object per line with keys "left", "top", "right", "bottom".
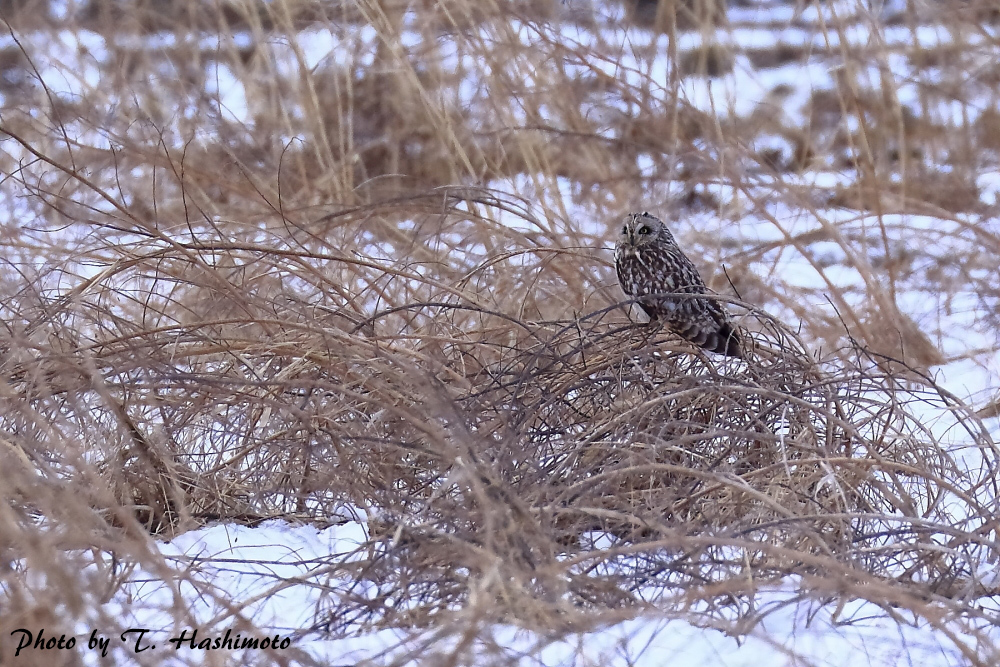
{"left": 1, "top": 0, "right": 999, "bottom": 665}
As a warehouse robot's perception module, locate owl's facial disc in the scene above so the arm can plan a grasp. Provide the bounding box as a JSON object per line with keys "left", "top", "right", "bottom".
{"left": 618, "top": 217, "right": 632, "bottom": 242}
{"left": 625, "top": 213, "right": 658, "bottom": 248}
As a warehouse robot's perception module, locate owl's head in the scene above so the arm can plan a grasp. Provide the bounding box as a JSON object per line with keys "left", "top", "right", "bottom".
{"left": 617, "top": 211, "right": 674, "bottom": 249}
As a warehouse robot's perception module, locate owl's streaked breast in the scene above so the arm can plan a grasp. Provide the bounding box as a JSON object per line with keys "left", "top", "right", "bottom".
{"left": 615, "top": 243, "right": 681, "bottom": 297}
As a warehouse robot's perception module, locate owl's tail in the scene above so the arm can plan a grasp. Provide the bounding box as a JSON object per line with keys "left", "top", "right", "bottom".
{"left": 678, "top": 320, "right": 743, "bottom": 359}
{"left": 714, "top": 322, "right": 743, "bottom": 359}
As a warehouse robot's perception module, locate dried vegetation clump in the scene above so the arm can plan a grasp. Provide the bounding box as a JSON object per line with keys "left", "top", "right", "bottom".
{"left": 1, "top": 0, "right": 1000, "bottom": 664}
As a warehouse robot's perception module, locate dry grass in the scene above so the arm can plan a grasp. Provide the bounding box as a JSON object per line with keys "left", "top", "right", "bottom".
{"left": 1, "top": 0, "right": 999, "bottom": 664}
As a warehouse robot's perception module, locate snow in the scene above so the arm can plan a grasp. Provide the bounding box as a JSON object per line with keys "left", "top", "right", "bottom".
{"left": 98, "top": 520, "right": 989, "bottom": 666}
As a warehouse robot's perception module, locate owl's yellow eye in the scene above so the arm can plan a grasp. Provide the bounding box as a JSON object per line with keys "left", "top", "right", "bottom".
{"left": 637, "top": 226, "right": 650, "bottom": 235}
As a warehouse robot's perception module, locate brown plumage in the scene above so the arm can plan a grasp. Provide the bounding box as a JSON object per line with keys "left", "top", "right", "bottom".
{"left": 614, "top": 211, "right": 742, "bottom": 358}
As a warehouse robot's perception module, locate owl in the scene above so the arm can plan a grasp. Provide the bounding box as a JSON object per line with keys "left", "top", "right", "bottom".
{"left": 615, "top": 211, "right": 742, "bottom": 358}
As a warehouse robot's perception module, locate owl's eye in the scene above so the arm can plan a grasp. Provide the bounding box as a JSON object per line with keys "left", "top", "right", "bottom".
{"left": 637, "top": 226, "right": 650, "bottom": 235}
{"left": 622, "top": 225, "right": 628, "bottom": 235}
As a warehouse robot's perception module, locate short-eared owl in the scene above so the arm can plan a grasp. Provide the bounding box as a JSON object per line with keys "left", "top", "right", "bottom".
{"left": 615, "top": 211, "right": 742, "bottom": 358}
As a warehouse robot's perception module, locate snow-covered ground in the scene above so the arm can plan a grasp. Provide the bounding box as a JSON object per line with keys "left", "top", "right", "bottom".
{"left": 99, "top": 520, "right": 992, "bottom": 666}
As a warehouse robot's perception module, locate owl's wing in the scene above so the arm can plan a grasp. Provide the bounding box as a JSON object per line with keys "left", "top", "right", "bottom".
{"left": 701, "top": 296, "right": 743, "bottom": 358}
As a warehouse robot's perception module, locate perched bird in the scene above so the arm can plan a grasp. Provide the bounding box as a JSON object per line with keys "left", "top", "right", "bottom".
{"left": 615, "top": 211, "right": 742, "bottom": 358}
